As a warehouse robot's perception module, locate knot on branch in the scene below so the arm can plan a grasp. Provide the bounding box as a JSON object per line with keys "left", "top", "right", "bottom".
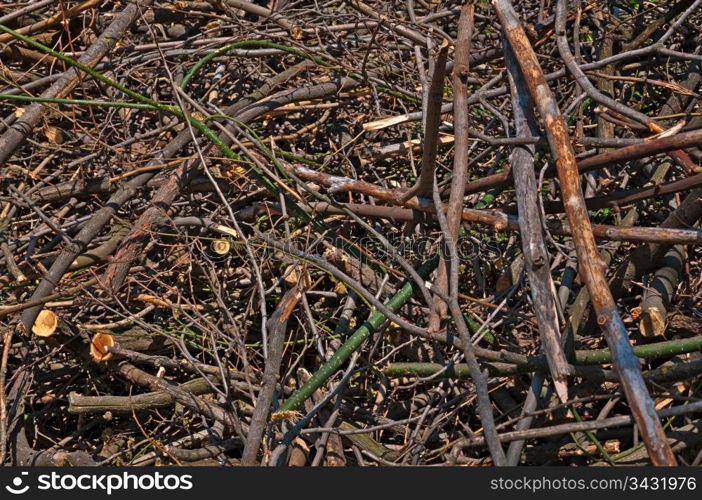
{"left": 531, "top": 254, "right": 546, "bottom": 269}
{"left": 455, "top": 64, "right": 470, "bottom": 79}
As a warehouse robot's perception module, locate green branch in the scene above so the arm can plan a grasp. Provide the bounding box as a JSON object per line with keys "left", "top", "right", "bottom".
{"left": 278, "top": 254, "right": 439, "bottom": 413}
{"left": 0, "top": 93, "right": 156, "bottom": 110}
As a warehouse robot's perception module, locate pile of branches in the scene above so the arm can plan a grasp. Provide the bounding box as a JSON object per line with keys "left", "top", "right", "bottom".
{"left": 1, "top": 0, "right": 702, "bottom": 466}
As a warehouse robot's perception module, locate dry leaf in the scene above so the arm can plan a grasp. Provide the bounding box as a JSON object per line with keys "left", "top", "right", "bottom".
{"left": 283, "top": 264, "right": 311, "bottom": 287}
{"left": 269, "top": 410, "right": 302, "bottom": 422}
{"left": 630, "top": 306, "right": 642, "bottom": 321}
{"left": 44, "top": 126, "right": 64, "bottom": 144}
{"left": 333, "top": 281, "right": 347, "bottom": 294}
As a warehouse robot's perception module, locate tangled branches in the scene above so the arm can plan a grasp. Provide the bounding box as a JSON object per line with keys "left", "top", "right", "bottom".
{"left": 0, "top": 0, "right": 702, "bottom": 466}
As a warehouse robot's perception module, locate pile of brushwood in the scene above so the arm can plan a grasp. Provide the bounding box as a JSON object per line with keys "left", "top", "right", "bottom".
{"left": 1, "top": 0, "right": 702, "bottom": 466}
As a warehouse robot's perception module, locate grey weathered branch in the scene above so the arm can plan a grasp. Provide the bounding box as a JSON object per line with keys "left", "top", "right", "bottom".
{"left": 493, "top": 0, "right": 676, "bottom": 465}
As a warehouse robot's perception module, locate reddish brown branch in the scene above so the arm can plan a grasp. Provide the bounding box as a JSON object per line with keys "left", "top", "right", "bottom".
{"left": 428, "top": 12, "right": 473, "bottom": 332}
{"left": 292, "top": 168, "right": 702, "bottom": 245}
{"left": 402, "top": 40, "right": 450, "bottom": 201}
{"left": 463, "top": 127, "right": 702, "bottom": 196}
{"left": 493, "top": 0, "right": 676, "bottom": 466}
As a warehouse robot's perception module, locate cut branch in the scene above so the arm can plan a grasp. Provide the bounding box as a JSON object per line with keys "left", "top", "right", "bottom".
{"left": 505, "top": 41, "right": 569, "bottom": 401}
{"left": 493, "top": 0, "right": 676, "bottom": 466}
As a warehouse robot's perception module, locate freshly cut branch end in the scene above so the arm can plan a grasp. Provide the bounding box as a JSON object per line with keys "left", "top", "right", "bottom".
{"left": 639, "top": 307, "right": 667, "bottom": 338}
{"left": 32, "top": 309, "right": 58, "bottom": 337}
{"left": 211, "top": 239, "right": 231, "bottom": 255}
{"left": 90, "top": 332, "right": 115, "bottom": 362}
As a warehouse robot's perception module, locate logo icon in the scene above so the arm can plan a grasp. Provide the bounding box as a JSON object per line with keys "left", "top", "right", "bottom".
{"left": 6, "top": 472, "right": 29, "bottom": 495}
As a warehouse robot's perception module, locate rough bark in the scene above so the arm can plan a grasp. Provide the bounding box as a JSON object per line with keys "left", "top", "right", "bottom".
{"left": 493, "top": 0, "right": 676, "bottom": 465}
{"left": 506, "top": 42, "right": 569, "bottom": 401}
